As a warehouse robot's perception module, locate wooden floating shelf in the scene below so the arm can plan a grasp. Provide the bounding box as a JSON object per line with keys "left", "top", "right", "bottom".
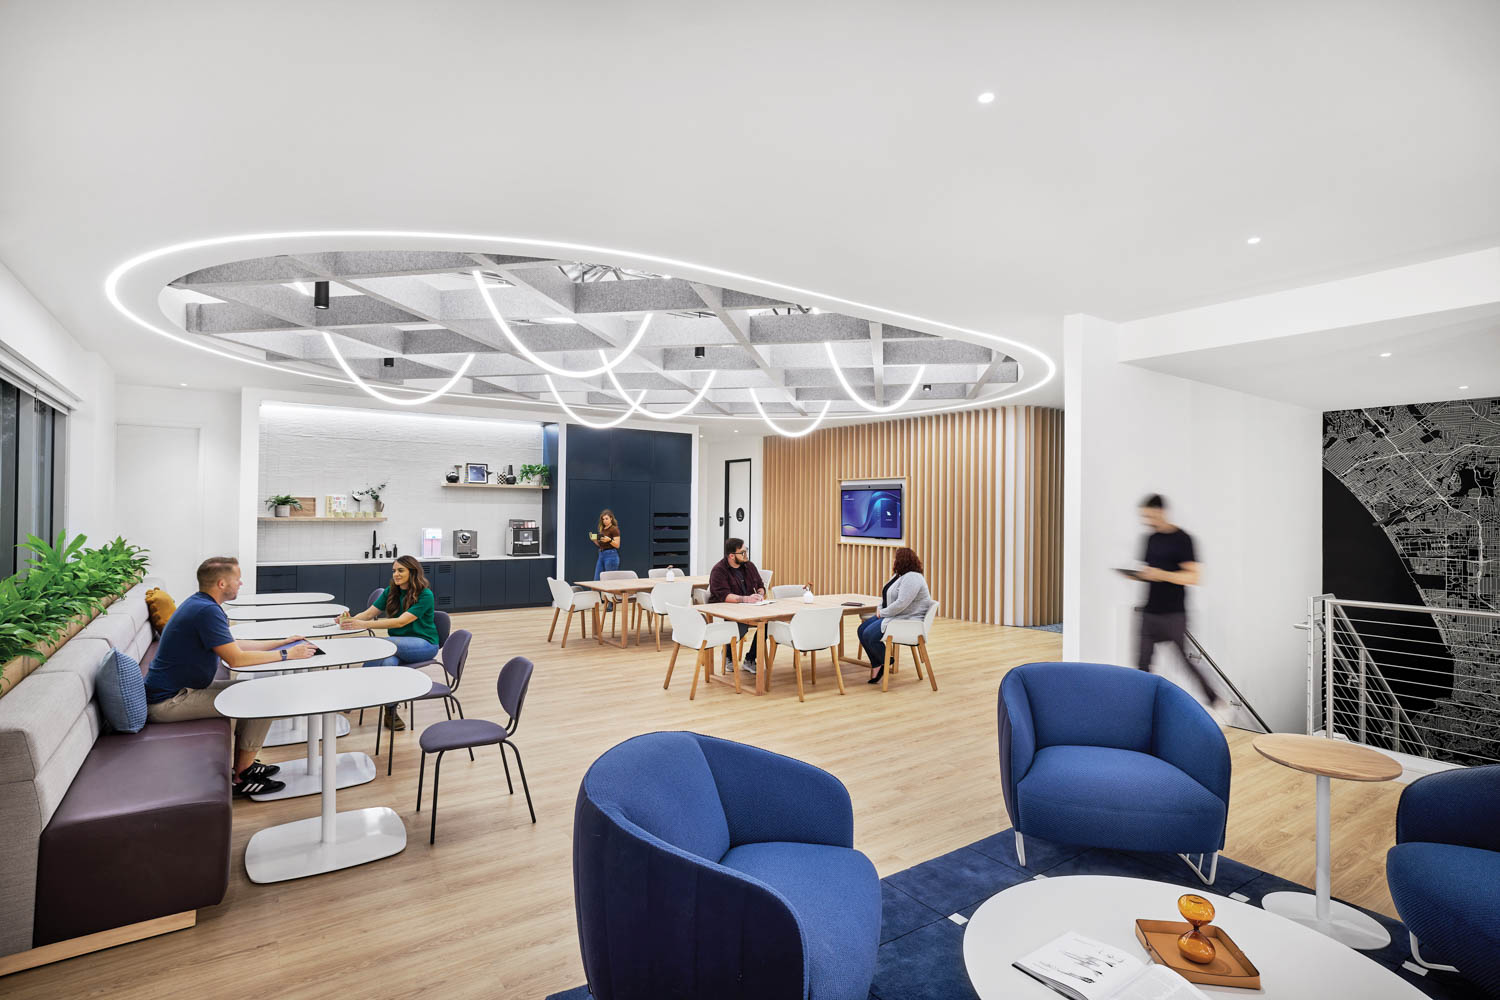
{"left": 441, "top": 483, "right": 549, "bottom": 490}
{"left": 258, "top": 516, "right": 388, "bottom": 523}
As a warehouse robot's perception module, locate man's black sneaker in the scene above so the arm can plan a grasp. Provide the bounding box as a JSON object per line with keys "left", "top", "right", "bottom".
{"left": 234, "top": 775, "right": 287, "bottom": 797}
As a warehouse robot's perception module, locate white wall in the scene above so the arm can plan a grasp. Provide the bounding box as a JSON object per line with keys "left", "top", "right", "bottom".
{"left": 113, "top": 385, "right": 241, "bottom": 595}
{"left": 696, "top": 431, "right": 765, "bottom": 574}
{"left": 256, "top": 402, "right": 544, "bottom": 562}
{"left": 0, "top": 261, "right": 116, "bottom": 543}
{"left": 1063, "top": 314, "right": 1321, "bottom": 732}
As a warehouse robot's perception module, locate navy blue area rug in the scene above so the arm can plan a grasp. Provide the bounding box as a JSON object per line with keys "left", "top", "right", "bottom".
{"left": 547, "top": 828, "right": 1474, "bottom": 1000}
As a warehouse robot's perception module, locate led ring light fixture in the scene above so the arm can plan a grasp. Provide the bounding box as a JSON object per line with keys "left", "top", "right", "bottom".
{"left": 103, "top": 230, "right": 1057, "bottom": 434}
{"left": 472, "top": 269, "right": 650, "bottom": 378}
{"left": 319, "top": 331, "right": 475, "bottom": 406}
{"left": 821, "top": 342, "right": 927, "bottom": 413}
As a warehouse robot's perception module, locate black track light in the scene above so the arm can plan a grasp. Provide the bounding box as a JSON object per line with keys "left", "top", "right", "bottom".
{"left": 382, "top": 357, "right": 395, "bottom": 368}
{"left": 313, "top": 281, "right": 330, "bottom": 310}
{"left": 694, "top": 346, "right": 706, "bottom": 359}
{"left": 922, "top": 383, "right": 932, "bottom": 393}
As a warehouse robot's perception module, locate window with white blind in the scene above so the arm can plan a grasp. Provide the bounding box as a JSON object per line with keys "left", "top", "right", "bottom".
{"left": 0, "top": 375, "right": 66, "bottom": 578}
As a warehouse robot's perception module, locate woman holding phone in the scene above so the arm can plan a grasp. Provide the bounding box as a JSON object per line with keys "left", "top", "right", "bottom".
{"left": 590, "top": 509, "right": 622, "bottom": 579}
{"left": 340, "top": 555, "right": 440, "bottom": 730}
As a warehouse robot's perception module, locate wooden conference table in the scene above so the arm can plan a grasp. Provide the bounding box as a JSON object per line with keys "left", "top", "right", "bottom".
{"left": 573, "top": 575, "right": 710, "bottom": 649}
{"left": 696, "top": 593, "right": 880, "bottom": 695}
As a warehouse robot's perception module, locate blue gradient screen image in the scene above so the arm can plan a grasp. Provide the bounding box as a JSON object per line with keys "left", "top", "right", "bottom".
{"left": 841, "top": 486, "right": 903, "bottom": 539}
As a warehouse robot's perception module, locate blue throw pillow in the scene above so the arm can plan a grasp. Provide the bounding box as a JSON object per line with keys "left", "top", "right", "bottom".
{"left": 95, "top": 648, "right": 148, "bottom": 733}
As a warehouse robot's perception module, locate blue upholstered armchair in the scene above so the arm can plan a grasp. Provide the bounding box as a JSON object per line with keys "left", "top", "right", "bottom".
{"left": 998, "top": 662, "right": 1231, "bottom": 884}
{"left": 1386, "top": 763, "right": 1500, "bottom": 997}
{"left": 573, "top": 732, "right": 881, "bottom": 1000}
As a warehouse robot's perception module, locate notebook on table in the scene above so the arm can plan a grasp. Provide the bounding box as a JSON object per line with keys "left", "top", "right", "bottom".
{"left": 1013, "top": 932, "right": 1208, "bottom": 1000}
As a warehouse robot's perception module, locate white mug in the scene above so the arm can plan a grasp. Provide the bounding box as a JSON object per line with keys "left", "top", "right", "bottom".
{"left": 802, "top": 589, "right": 814, "bottom": 604}
{"left": 665, "top": 567, "right": 676, "bottom": 580}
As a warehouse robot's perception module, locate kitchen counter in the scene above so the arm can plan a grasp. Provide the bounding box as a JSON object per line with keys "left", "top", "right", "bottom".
{"left": 259, "top": 554, "right": 555, "bottom": 567}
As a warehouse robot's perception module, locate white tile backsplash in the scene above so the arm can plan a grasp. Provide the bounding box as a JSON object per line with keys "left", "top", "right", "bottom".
{"left": 257, "top": 406, "right": 544, "bottom": 562}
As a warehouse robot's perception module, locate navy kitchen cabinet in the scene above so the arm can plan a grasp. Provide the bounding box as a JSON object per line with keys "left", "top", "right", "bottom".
{"left": 258, "top": 558, "right": 554, "bottom": 613}
{"left": 256, "top": 566, "right": 298, "bottom": 594}
{"left": 454, "top": 560, "right": 484, "bottom": 611}
{"left": 481, "top": 560, "right": 507, "bottom": 608}
{"left": 345, "top": 563, "right": 387, "bottom": 610}
{"left": 297, "top": 565, "right": 346, "bottom": 606}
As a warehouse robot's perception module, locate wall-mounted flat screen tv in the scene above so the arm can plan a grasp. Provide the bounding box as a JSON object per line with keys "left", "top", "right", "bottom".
{"left": 840, "top": 481, "right": 904, "bottom": 542}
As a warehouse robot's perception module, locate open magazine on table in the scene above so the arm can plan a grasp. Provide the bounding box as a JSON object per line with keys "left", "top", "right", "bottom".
{"left": 1014, "top": 931, "right": 1209, "bottom": 1000}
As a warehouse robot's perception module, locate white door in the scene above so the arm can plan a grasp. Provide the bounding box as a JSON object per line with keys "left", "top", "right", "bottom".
{"left": 725, "top": 459, "right": 752, "bottom": 558}
{"left": 115, "top": 425, "right": 203, "bottom": 598}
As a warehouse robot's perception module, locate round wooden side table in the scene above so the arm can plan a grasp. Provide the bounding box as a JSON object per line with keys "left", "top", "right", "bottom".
{"left": 1251, "top": 733, "right": 1402, "bottom": 950}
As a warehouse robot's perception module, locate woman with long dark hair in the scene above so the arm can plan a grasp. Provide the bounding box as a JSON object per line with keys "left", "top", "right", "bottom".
{"left": 590, "top": 508, "right": 622, "bottom": 579}
{"left": 341, "top": 555, "right": 440, "bottom": 729}
{"left": 857, "top": 547, "right": 934, "bottom": 684}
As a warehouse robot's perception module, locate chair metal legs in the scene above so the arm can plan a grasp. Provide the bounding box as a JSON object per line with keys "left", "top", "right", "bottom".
{"left": 419, "top": 740, "right": 537, "bottom": 843}
{"left": 1408, "top": 932, "right": 1459, "bottom": 972}
{"left": 1178, "top": 851, "right": 1220, "bottom": 885}
{"left": 416, "top": 750, "right": 427, "bottom": 811}
{"left": 428, "top": 750, "right": 445, "bottom": 844}
{"left": 503, "top": 741, "right": 537, "bottom": 824}
{"left": 1015, "top": 830, "right": 1027, "bottom": 867}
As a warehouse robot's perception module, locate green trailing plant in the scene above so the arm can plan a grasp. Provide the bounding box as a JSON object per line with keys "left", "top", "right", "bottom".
{"left": 265, "top": 494, "right": 302, "bottom": 511}
{"left": 351, "top": 482, "right": 388, "bottom": 509}
{"left": 518, "top": 463, "right": 550, "bottom": 486}
{"left": 0, "top": 533, "right": 150, "bottom": 683}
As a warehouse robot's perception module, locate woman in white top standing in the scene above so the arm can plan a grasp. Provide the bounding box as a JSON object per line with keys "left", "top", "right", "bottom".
{"left": 858, "top": 546, "right": 934, "bottom": 684}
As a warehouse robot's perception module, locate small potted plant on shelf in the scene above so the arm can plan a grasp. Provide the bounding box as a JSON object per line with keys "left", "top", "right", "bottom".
{"left": 352, "top": 482, "right": 388, "bottom": 516}
{"left": 266, "top": 494, "right": 302, "bottom": 517}
{"left": 518, "top": 463, "right": 550, "bottom": 487}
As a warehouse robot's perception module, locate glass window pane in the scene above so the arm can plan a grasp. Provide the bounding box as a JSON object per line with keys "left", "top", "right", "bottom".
{"left": 0, "top": 383, "right": 16, "bottom": 578}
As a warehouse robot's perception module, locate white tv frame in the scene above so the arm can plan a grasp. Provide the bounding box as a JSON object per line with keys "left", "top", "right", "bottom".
{"left": 837, "top": 478, "right": 907, "bottom": 547}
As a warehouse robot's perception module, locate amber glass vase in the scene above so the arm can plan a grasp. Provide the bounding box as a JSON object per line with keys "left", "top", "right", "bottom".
{"left": 1176, "top": 894, "right": 1217, "bottom": 964}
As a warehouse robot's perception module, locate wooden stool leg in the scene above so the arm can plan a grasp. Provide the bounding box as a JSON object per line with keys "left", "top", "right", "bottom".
{"left": 663, "top": 644, "right": 680, "bottom": 689}
{"left": 547, "top": 607, "right": 560, "bottom": 642}
{"left": 881, "top": 639, "right": 895, "bottom": 691}
{"left": 830, "top": 645, "right": 846, "bottom": 695}
{"left": 792, "top": 649, "right": 806, "bottom": 703}
{"left": 919, "top": 636, "right": 938, "bottom": 691}
{"left": 561, "top": 610, "right": 574, "bottom": 648}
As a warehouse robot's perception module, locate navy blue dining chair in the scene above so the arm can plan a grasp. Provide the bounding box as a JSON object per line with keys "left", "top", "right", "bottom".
{"left": 375, "top": 626, "right": 471, "bottom": 774}
{"left": 416, "top": 655, "right": 536, "bottom": 843}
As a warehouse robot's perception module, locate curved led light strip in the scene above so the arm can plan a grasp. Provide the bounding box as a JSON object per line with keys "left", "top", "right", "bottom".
{"left": 472, "top": 270, "right": 651, "bottom": 378}
{"left": 543, "top": 374, "right": 647, "bottom": 428}
{"left": 604, "top": 365, "right": 719, "bottom": 419}
{"left": 748, "top": 390, "right": 833, "bottom": 438}
{"left": 821, "top": 342, "right": 927, "bottom": 413}
{"left": 103, "top": 229, "right": 1057, "bottom": 421}
{"left": 319, "top": 331, "right": 475, "bottom": 406}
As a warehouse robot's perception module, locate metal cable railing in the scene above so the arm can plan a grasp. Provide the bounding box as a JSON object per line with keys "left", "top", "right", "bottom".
{"left": 1307, "top": 596, "right": 1500, "bottom": 766}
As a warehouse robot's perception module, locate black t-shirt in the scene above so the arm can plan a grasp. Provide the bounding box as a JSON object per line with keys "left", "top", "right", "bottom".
{"left": 1142, "top": 529, "right": 1196, "bottom": 614}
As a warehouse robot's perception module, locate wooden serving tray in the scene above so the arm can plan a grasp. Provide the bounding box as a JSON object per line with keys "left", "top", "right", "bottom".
{"left": 1135, "top": 919, "right": 1262, "bottom": 989}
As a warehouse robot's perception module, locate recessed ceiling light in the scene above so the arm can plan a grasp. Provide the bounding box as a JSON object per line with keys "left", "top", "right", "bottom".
{"left": 1379, "top": 352, "right": 1392, "bottom": 358}
{"left": 1459, "top": 385, "right": 1470, "bottom": 390}
{"left": 178, "top": 382, "right": 188, "bottom": 387}
{"left": 977, "top": 92, "right": 995, "bottom": 104}
{"left": 733, "top": 429, "right": 739, "bottom": 434}
{"left": 1246, "top": 236, "right": 1262, "bottom": 245}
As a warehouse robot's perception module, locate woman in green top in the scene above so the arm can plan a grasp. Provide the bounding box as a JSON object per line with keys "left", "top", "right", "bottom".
{"left": 340, "top": 555, "right": 439, "bottom": 729}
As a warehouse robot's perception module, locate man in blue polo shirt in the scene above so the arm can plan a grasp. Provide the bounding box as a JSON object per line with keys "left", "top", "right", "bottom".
{"left": 144, "top": 556, "right": 316, "bottom": 797}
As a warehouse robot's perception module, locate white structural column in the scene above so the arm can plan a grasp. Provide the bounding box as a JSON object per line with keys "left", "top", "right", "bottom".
{"left": 999, "top": 406, "right": 1030, "bottom": 625}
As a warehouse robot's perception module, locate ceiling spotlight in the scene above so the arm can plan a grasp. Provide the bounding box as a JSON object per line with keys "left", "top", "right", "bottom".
{"left": 694, "top": 346, "right": 706, "bottom": 359}
{"left": 1246, "top": 236, "right": 1262, "bottom": 245}
{"left": 382, "top": 357, "right": 395, "bottom": 368}
{"left": 1379, "top": 352, "right": 1392, "bottom": 358}
{"left": 977, "top": 92, "right": 996, "bottom": 104}
{"left": 313, "top": 280, "right": 330, "bottom": 310}
{"left": 1460, "top": 385, "right": 1470, "bottom": 390}
{"left": 178, "top": 382, "right": 188, "bottom": 387}
{"left": 923, "top": 383, "right": 932, "bottom": 393}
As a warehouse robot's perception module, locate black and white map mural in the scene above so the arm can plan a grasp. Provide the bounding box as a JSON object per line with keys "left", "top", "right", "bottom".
{"left": 1323, "top": 396, "right": 1499, "bottom": 765}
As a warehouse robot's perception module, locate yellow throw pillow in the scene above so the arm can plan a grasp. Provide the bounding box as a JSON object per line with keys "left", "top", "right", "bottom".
{"left": 145, "top": 588, "right": 176, "bottom": 637}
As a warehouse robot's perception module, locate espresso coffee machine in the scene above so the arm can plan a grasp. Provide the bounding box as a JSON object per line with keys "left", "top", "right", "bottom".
{"left": 506, "top": 519, "right": 540, "bottom": 556}
{"left": 452, "top": 529, "right": 480, "bottom": 558}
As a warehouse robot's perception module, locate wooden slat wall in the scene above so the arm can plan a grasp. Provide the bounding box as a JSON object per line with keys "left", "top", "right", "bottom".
{"left": 763, "top": 406, "right": 1063, "bottom": 626}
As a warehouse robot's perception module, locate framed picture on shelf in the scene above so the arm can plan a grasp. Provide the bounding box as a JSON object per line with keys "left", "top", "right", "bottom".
{"left": 465, "top": 463, "right": 490, "bottom": 484}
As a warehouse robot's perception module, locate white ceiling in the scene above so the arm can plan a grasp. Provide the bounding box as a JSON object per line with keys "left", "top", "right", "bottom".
{"left": 3, "top": 1, "right": 1499, "bottom": 417}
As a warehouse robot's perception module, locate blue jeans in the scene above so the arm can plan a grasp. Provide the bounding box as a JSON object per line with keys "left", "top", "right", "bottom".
{"left": 594, "top": 548, "right": 620, "bottom": 579}
{"left": 857, "top": 616, "right": 887, "bottom": 667}
{"left": 367, "top": 635, "right": 439, "bottom": 667}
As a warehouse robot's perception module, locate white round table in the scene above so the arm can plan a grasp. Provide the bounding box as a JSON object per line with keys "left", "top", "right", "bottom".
{"left": 226, "top": 602, "right": 349, "bottom": 622}
{"left": 230, "top": 618, "right": 364, "bottom": 642}
{"left": 231, "top": 637, "right": 395, "bottom": 800}
{"left": 227, "top": 591, "right": 335, "bottom": 606}
{"left": 216, "top": 666, "right": 433, "bottom": 884}
{"left": 962, "top": 875, "right": 1422, "bottom": 999}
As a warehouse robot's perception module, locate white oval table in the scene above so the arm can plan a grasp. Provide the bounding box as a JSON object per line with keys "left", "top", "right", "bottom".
{"left": 216, "top": 666, "right": 432, "bottom": 884}
{"left": 963, "top": 875, "right": 1423, "bottom": 999}
{"left": 227, "top": 591, "right": 335, "bottom": 606}
{"left": 226, "top": 602, "right": 349, "bottom": 622}
{"left": 231, "top": 618, "right": 370, "bottom": 641}
{"left": 230, "top": 637, "right": 395, "bottom": 800}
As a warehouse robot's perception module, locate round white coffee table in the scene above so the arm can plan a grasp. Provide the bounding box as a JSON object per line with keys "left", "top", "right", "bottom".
{"left": 230, "top": 636, "right": 395, "bottom": 801}
{"left": 227, "top": 591, "right": 335, "bottom": 606}
{"left": 216, "top": 666, "right": 433, "bottom": 884}
{"left": 226, "top": 602, "right": 349, "bottom": 621}
{"left": 231, "top": 618, "right": 362, "bottom": 641}
{"left": 963, "top": 875, "right": 1421, "bottom": 999}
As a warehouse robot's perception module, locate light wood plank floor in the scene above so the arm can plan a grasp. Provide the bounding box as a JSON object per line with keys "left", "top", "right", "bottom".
{"left": 7, "top": 609, "right": 1405, "bottom": 999}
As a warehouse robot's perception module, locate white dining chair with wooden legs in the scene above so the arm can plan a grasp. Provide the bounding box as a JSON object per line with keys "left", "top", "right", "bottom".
{"left": 598, "top": 569, "right": 638, "bottom": 636}
{"left": 881, "top": 601, "right": 939, "bottom": 692}
{"left": 765, "top": 606, "right": 844, "bottom": 701}
{"left": 637, "top": 580, "right": 692, "bottom": 650}
{"left": 663, "top": 604, "right": 742, "bottom": 699}
{"left": 770, "top": 584, "right": 805, "bottom": 599}
{"left": 547, "top": 577, "right": 600, "bottom": 649}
